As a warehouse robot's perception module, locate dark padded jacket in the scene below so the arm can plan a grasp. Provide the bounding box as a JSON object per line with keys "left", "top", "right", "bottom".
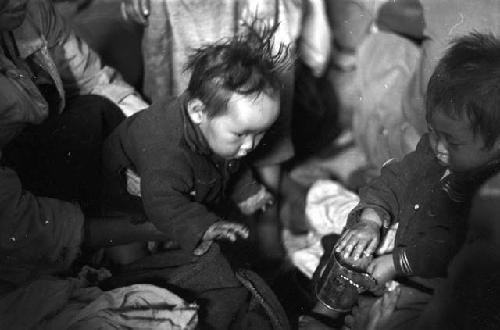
{"left": 102, "top": 94, "right": 262, "bottom": 257}
{"left": 347, "top": 135, "right": 489, "bottom": 287}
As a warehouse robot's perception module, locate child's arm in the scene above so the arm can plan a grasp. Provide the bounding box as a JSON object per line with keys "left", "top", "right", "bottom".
{"left": 136, "top": 154, "right": 225, "bottom": 255}
{"left": 343, "top": 136, "right": 437, "bottom": 250}
{"left": 229, "top": 161, "right": 274, "bottom": 215}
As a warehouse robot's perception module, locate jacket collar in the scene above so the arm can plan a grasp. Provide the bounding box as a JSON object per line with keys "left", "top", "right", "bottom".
{"left": 181, "top": 93, "right": 212, "bottom": 156}
{"left": 180, "top": 94, "right": 232, "bottom": 168}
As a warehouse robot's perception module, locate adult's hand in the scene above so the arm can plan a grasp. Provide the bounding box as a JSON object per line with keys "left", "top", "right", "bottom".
{"left": 121, "top": 0, "right": 150, "bottom": 25}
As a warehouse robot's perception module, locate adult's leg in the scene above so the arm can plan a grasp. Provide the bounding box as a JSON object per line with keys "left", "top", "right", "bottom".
{"left": 2, "top": 95, "right": 125, "bottom": 213}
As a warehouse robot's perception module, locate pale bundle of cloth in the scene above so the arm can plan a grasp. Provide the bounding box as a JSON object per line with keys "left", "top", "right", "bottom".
{"left": 0, "top": 274, "right": 198, "bottom": 330}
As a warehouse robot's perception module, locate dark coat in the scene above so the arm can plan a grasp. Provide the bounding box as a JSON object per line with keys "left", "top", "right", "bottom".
{"left": 348, "top": 135, "right": 479, "bottom": 285}
{"left": 102, "top": 94, "right": 261, "bottom": 257}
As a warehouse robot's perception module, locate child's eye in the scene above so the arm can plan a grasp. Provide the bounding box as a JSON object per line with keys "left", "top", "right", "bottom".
{"left": 234, "top": 133, "right": 245, "bottom": 138}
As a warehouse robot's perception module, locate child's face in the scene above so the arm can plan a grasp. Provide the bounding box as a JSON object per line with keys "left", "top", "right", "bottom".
{"left": 428, "top": 110, "right": 500, "bottom": 172}
{"left": 191, "top": 92, "right": 279, "bottom": 160}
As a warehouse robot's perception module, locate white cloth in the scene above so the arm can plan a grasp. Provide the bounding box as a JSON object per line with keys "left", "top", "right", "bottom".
{"left": 284, "top": 180, "right": 358, "bottom": 278}
{"left": 0, "top": 278, "right": 198, "bottom": 330}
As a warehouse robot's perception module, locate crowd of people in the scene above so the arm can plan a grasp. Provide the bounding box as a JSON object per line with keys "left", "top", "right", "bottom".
{"left": 1, "top": 0, "right": 500, "bottom": 329}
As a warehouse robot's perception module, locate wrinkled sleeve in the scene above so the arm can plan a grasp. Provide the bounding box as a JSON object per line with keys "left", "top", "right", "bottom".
{"left": 230, "top": 161, "right": 267, "bottom": 205}
{"left": 0, "top": 165, "right": 84, "bottom": 283}
{"left": 392, "top": 191, "right": 467, "bottom": 278}
{"left": 347, "top": 136, "right": 431, "bottom": 230}
{"left": 392, "top": 215, "right": 465, "bottom": 278}
{"left": 137, "top": 150, "right": 218, "bottom": 254}
{"left": 40, "top": 0, "right": 146, "bottom": 115}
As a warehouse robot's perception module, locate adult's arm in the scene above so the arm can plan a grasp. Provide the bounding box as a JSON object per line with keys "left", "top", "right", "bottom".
{"left": 37, "top": 0, "right": 148, "bottom": 116}
{"left": 84, "top": 215, "right": 168, "bottom": 248}
{"left": 0, "top": 164, "right": 83, "bottom": 270}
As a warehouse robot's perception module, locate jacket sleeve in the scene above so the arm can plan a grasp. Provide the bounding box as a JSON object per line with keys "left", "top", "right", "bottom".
{"left": 347, "top": 135, "right": 432, "bottom": 230}
{"left": 39, "top": 0, "right": 147, "bottom": 115}
{"left": 0, "top": 165, "right": 84, "bottom": 281}
{"left": 392, "top": 190, "right": 467, "bottom": 278}
{"left": 229, "top": 161, "right": 271, "bottom": 215}
{"left": 137, "top": 149, "right": 219, "bottom": 254}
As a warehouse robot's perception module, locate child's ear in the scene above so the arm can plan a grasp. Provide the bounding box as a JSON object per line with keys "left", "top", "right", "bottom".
{"left": 187, "top": 98, "right": 206, "bottom": 124}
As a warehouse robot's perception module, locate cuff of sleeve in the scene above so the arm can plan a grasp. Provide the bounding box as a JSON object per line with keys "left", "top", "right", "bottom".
{"left": 118, "top": 94, "right": 150, "bottom": 117}
{"left": 237, "top": 185, "right": 273, "bottom": 215}
{"left": 180, "top": 215, "right": 219, "bottom": 255}
{"left": 393, "top": 247, "right": 413, "bottom": 276}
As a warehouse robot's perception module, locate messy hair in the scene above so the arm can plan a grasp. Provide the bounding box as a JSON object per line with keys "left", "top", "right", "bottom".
{"left": 426, "top": 32, "right": 500, "bottom": 148}
{"left": 185, "top": 19, "right": 293, "bottom": 117}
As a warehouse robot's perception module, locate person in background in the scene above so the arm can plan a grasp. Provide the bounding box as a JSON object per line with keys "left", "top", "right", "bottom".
{"left": 0, "top": 0, "right": 192, "bottom": 328}
{"left": 100, "top": 23, "right": 291, "bottom": 328}
{"left": 0, "top": 0, "right": 150, "bottom": 274}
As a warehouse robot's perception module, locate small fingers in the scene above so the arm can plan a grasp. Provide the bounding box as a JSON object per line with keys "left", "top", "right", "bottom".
{"left": 237, "top": 226, "right": 249, "bottom": 239}
{"left": 351, "top": 240, "right": 367, "bottom": 260}
{"left": 193, "top": 239, "right": 213, "bottom": 256}
{"left": 225, "top": 231, "right": 237, "bottom": 242}
{"left": 342, "top": 240, "right": 358, "bottom": 260}
{"left": 131, "top": 0, "right": 147, "bottom": 24}
{"left": 215, "top": 223, "right": 249, "bottom": 241}
{"left": 120, "top": 2, "right": 129, "bottom": 21}
{"left": 126, "top": 169, "right": 142, "bottom": 197}
{"left": 126, "top": 169, "right": 141, "bottom": 185}
{"left": 365, "top": 238, "right": 379, "bottom": 257}
{"left": 335, "top": 231, "right": 352, "bottom": 252}
{"left": 140, "top": 0, "right": 150, "bottom": 17}
{"left": 366, "top": 261, "right": 376, "bottom": 274}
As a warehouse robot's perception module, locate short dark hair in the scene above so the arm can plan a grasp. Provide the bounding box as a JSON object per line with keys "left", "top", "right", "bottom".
{"left": 426, "top": 32, "right": 500, "bottom": 148}
{"left": 185, "top": 20, "right": 292, "bottom": 117}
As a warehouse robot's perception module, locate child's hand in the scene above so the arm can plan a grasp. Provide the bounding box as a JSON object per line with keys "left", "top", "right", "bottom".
{"left": 126, "top": 168, "right": 142, "bottom": 197}
{"left": 335, "top": 219, "right": 380, "bottom": 261}
{"left": 193, "top": 221, "right": 249, "bottom": 256}
{"left": 367, "top": 254, "right": 396, "bottom": 291}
